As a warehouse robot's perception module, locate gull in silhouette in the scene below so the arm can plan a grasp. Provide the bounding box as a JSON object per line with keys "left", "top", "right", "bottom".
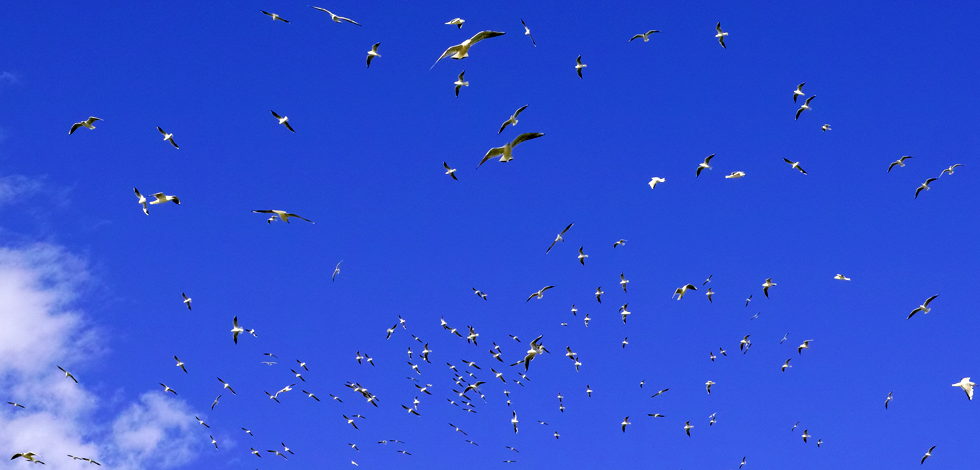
{"left": 58, "top": 366, "right": 78, "bottom": 384}
{"left": 157, "top": 126, "right": 179, "bottom": 148}
{"left": 921, "top": 445, "right": 936, "bottom": 464}
{"left": 629, "top": 30, "right": 661, "bottom": 42}
{"left": 915, "top": 178, "right": 938, "bottom": 199}
{"left": 715, "top": 23, "right": 728, "bottom": 48}
{"left": 907, "top": 294, "right": 939, "bottom": 319}
{"left": 69, "top": 116, "right": 102, "bottom": 135}
{"left": 261, "top": 10, "right": 289, "bottom": 22}
{"left": 521, "top": 19, "right": 536, "bottom": 46}
{"left": 526, "top": 286, "right": 555, "bottom": 302}
{"left": 575, "top": 55, "right": 587, "bottom": 78}
{"left": 270, "top": 111, "right": 295, "bottom": 132}
{"left": 545, "top": 222, "right": 573, "bottom": 253}
{"left": 888, "top": 155, "right": 914, "bottom": 172}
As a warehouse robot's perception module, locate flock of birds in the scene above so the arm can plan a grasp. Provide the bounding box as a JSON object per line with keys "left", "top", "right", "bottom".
{"left": 8, "top": 6, "right": 972, "bottom": 468}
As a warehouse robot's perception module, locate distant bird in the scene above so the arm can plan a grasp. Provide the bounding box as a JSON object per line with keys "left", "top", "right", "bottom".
{"left": 802, "top": 429, "right": 811, "bottom": 443}
{"left": 834, "top": 274, "right": 850, "bottom": 281}
{"left": 231, "top": 317, "right": 244, "bottom": 344}
{"left": 517, "top": 335, "right": 547, "bottom": 372}
{"left": 795, "top": 96, "right": 815, "bottom": 120}
{"left": 11, "top": 453, "right": 44, "bottom": 464}
{"left": 622, "top": 337, "right": 629, "bottom": 348}
{"left": 793, "top": 83, "right": 806, "bottom": 102}
{"left": 386, "top": 324, "right": 397, "bottom": 340}
{"left": 302, "top": 390, "right": 320, "bottom": 401}
{"left": 791, "top": 421, "right": 799, "bottom": 432}
{"left": 157, "top": 126, "right": 179, "bottom": 148}
{"left": 69, "top": 116, "right": 102, "bottom": 135}
{"left": 745, "top": 295, "right": 752, "bottom": 306}
{"left": 333, "top": 261, "right": 343, "bottom": 281}
{"left": 291, "top": 369, "right": 306, "bottom": 382}
{"left": 174, "top": 356, "right": 187, "bottom": 373}
{"left": 952, "top": 377, "right": 975, "bottom": 401}
{"left": 454, "top": 71, "right": 468, "bottom": 97}
{"left": 577, "top": 247, "right": 588, "bottom": 265}
{"left": 684, "top": 421, "right": 694, "bottom": 436}
{"left": 762, "top": 278, "right": 776, "bottom": 298}
{"left": 651, "top": 388, "right": 669, "bottom": 398}
{"left": 740, "top": 457, "right": 747, "bottom": 468}
{"left": 921, "top": 445, "right": 936, "bottom": 464}
{"left": 253, "top": 210, "right": 314, "bottom": 224}
{"left": 446, "top": 18, "right": 465, "bottom": 28}
{"left": 526, "top": 286, "right": 556, "bottom": 302}
{"left": 133, "top": 188, "right": 150, "bottom": 215}
{"left": 297, "top": 359, "right": 308, "bottom": 371}
{"left": 147, "top": 192, "right": 180, "bottom": 208}
{"left": 648, "top": 413, "right": 665, "bottom": 417}
{"left": 719, "top": 347, "right": 727, "bottom": 356}
{"left": 888, "top": 155, "right": 914, "bottom": 172}
{"left": 798, "top": 340, "right": 813, "bottom": 354}
{"left": 822, "top": 124, "right": 832, "bottom": 132}
{"left": 595, "top": 287, "right": 603, "bottom": 303}
{"left": 781, "top": 333, "right": 788, "bottom": 344}
{"left": 705, "top": 380, "right": 715, "bottom": 394}
{"left": 401, "top": 404, "right": 421, "bottom": 416}
{"left": 217, "top": 377, "right": 237, "bottom": 395}
{"left": 783, "top": 158, "right": 807, "bottom": 175}
{"left": 740, "top": 335, "right": 751, "bottom": 352}
{"left": 6, "top": 402, "right": 24, "bottom": 408}
{"left": 310, "top": 6, "right": 360, "bottom": 25}
{"left": 511, "top": 410, "right": 519, "bottom": 433}
{"left": 494, "top": 106, "right": 530, "bottom": 136}
{"left": 473, "top": 288, "right": 487, "bottom": 300}
{"left": 366, "top": 43, "right": 381, "bottom": 68}
{"left": 159, "top": 383, "right": 177, "bottom": 395}
{"left": 432, "top": 31, "right": 506, "bottom": 68}
{"left": 725, "top": 171, "right": 746, "bottom": 179}
{"left": 673, "top": 284, "right": 697, "bottom": 300}
{"left": 196, "top": 416, "right": 210, "bottom": 428}
{"left": 620, "top": 273, "right": 629, "bottom": 292}
{"left": 907, "top": 294, "right": 939, "bottom": 319}
{"left": 58, "top": 366, "right": 78, "bottom": 384}
{"left": 179, "top": 292, "right": 192, "bottom": 310}
{"left": 521, "top": 19, "right": 536, "bottom": 46}
{"left": 621, "top": 416, "right": 631, "bottom": 432}
{"left": 705, "top": 288, "right": 714, "bottom": 303}
{"left": 939, "top": 164, "right": 964, "bottom": 177}
{"left": 575, "top": 55, "right": 587, "bottom": 78}
{"left": 629, "top": 30, "right": 661, "bottom": 42}
{"left": 477, "top": 132, "right": 545, "bottom": 168}
{"left": 715, "top": 23, "right": 728, "bottom": 48}
{"left": 613, "top": 239, "right": 627, "bottom": 248}
{"left": 710, "top": 351, "right": 716, "bottom": 362}
{"left": 696, "top": 154, "right": 715, "bottom": 177}
{"left": 648, "top": 176, "right": 666, "bottom": 188}
{"left": 270, "top": 110, "right": 295, "bottom": 132}
{"left": 915, "top": 178, "right": 938, "bottom": 198}
{"left": 782, "top": 359, "right": 792, "bottom": 372}
{"left": 344, "top": 415, "right": 358, "bottom": 429}
{"left": 267, "top": 450, "right": 288, "bottom": 460}
{"left": 885, "top": 391, "right": 893, "bottom": 409}
{"left": 709, "top": 412, "right": 717, "bottom": 425}
{"left": 261, "top": 10, "right": 289, "bottom": 22}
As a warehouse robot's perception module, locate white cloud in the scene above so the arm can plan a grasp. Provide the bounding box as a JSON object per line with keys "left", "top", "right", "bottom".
{"left": 0, "top": 175, "right": 42, "bottom": 206}
{"left": 111, "top": 393, "right": 199, "bottom": 469}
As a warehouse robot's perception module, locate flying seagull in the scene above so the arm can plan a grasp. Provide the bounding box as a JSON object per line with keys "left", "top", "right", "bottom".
{"left": 133, "top": 188, "right": 149, "bottom": 215}
{"left": 793, "top": 83, "right": 806, "bottom": 102}
{"left": 921, "top": 445, "right": 936, "bottom": 464}
{"left": 160, "top": 383, "right": 177, "bottom": 395}
{"left": 6, "top": 402, "right": 24, "bottom": 408}
{"left": 939, "top": 164, "right": 964, "bottom": 177}
{"left": 11, "top": 453, "right": 44, "bottom": 464}
{"left": 706, "top": 380, "right": 715, "bottom": 394}
{"left": 366, "top": 43, "right": 381, "bottom": 68}
{"left": 521, "top": 19, "right": 536, "bottom": 46}
{"left": 498, "top": 105, "right": 528, "bottom": 134}
{"left": 58, "top": 366, "right": 78, "bottom": 384}
{"left": 907, "top": 294, "right": 939, "bottom": 319}
{"left": 629, "top": 30, "right": 661, "bottom": 42}
{"left": 253, "top": 210, "right": 314, "bottom": 224}
{"left": 218, "top": 377, "right": 237, "bottom": 395}
{"left": 577, "top": 247, "right": 588, "bottom": 265}
{"left": 575, "top": 55, "right": 587, "bottom": 78}
{"left": 685, "top": 421, "right": 694, "bottom": 436}
{"left": 526, "top": 286, "right": 555, "bottom": 302}
{"left": 69, "top": 117, "right": 102, "bottom": 135}
{"left": 333, "top": 261, "right": 342, "bottom": 281}
{"left": 157, "top": 126, "right": 179, "bottom": 148}
{"left": 511, "top": 410, "right": 519, "bottom": 433}
{"left": 477, "top": 133, "right": 545, "bottom": 168}
{"left": 310, "top": 6, "right": 360, "bottom": 25}
{"left": 620, "top": 273, "right": 629, "bottom": 292}
{"left": 621, "top": 416, "right": 631, "bottom": 432}
{"left": 885, "top": 391, "right": 893, "bottom": 409}
{"left": 446, "top": 18, "right": 464, "bottom": 28}
{"left": 261, "top": 11, "right": 289, "bottom": 22}
{"left": 454, "top": 71, "right": 468, "bottom": 96}
{"left": 231, "top": 317, "right": 244, "bottom": 344}
{"left": 673, "top": 284, "right": 697, "bottom": 300}
{"left": 782, "top": 358, "right": 792, "bottom": 372}
{"left": 822, "top": 124, "right": 832, "bottom": 132}
{"left": 181, "top": 293, "right": 192, "bottom": 310}
{"left": 783, "top": 158, "right": 807, "bottom": 175}
{"left": 432, "top": 31, "right": 506, "bottom": 68}
{"left": 270, "top": 111, "right": 295, "bottom": 132}
{"left": 795, "top": 96, "right": 815, "bottom": 120}
{"left": 952, "top": 377, "right": 975, "bottom": 400}
{"left": 648, "top": 177, "right": 666, "bottom": 188}
{"left": 149, "top": 192, "right": 180, "bottom": 206}
{"left": 517, "top": 335, "right": 546, "bottom": 372}
{"left": 725, "top": 171, "right": 745, "bottom": 179}
{"left": 798, "top": 340, "right": 813, "bottom": 354}
{"left": 613, "top": 239, "right": 627, "bottom": 248}
{"left": 696, "top": 154, "right": 715, "bottom": 177}
{"left": 546, "top": 222, "right": 574, "bottom": 253}
{"left": 715, "top": 23, "right": 728, "bottom": 48}
{"left": 834, "top": 274, "right": 850, "bottom": 280}
{"left": 174, "top": 356, "right": 187, "bottom": 373}
{"left": 762, "top": 278, "right": 776, "bottom": 298}
{"left": 888, "top": 156, "right": 914, "bottom": 172}
{"left": 915, "top": 178, "right": 938, "bottom": 199}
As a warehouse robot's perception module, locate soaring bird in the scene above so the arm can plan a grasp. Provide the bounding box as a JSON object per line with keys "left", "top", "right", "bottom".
{"left": 253, "top": 210, "right": 314, "bottom": 224}
{"left": 907, "top": 294, "right": 939, "bottom": 319}
{"left": 715, "top": 23, "right": 728, "bottom": 48}
{"left": 133, "top": 188, "right": 149, "bottom": 215}
{"left": 684, "top": 421, "right": 694, "bottom": 436}
{"left": 915, "top": 178, "right": 938, "bottom": 199}
{"left": 885, "top": 391, "right": 893, "bottom": 409}
{"left": 180, "top": 292, "right": 192, "bottom": 310}
{"left": 798, "top": 340, "right": 813, "bottom": 354}
{"left": 446, "top": 18, "right": 464, "bottom": 28}
{"left": 218, "top": 377, "right": 237, "bottom": 395}
{"left": 270, "top": 111, "right": 295, "bottom": 132}
{"left": 511, "top": 410, "right": 519, "bottom": 433}
{"left": 69, "top": 116, "right": 102, "bottom": 135}
{"left": 261, "top": 10, "right": 289, "bottom": 22}
{"left": 822, "top": 124, "right": 832, "bottom": 132}
{"left": 575, "top": 55, "right": 587, "bottom": 78}
{"left": 613, "top": 239, "right": 627, "bottom": 248}
{"left": 783, "top": 158, "right": 807, "bottom": 175}
{"left": 366, "top": 43, "right": 381, "bottom": 68}
{"left": 705, "top": 288, "right": 714, "bottom": 303}
{"left": 595, "top": 287, "right": 603, "bottom": 303}
{"left": 782, "top": 358, "right": 792, "bottom": 372}
{"left": 332, "top": 261, "right": 342, "bottom": 281}
{"left": 149, "top": 192, "right": 180, "bottom": 206}
{"left": 795, "top": 96, "right": 815, "bottom": 120}
{"left": 834, "top": 274, "right": 850, "bottom": 281}
{"left": 521, "top": 19, "right": 536, "bottom": 46}
{"left": 705, "top": 380, "right": 715, "bottom": 394}
{"left": 11, "top": 453, "right": 44, "bottom": 464}
{"left": 231, "top": 317, "right": 244, "bottom": 344}
{"left": 762, "top": 278, "right": 776, "bottom": 298}
{"left": 577, "top": 247, "right": 588, "bottom": 265}
{"left": 498, "top": 105, "right": 528, "bottom": 134}
{"left": 887, "top": 155, "right": 914, "bottom": 172}
{"left": 802, "top": 429, "right": 811, "bottom": 443}
{"left": 629, "top": 30, "right": 661, "bottom": 42}
{"left": 6, "top": 402, "right": 24, "bottom": 408}
{"left": 673, "top": 284, "right": 697, "bottom": 300}
{"left": 526, "top": 286, "right": 555, "bottom": 302}
{"left": 545, "top": 222, "right": 573, "bottom": 253}
{"left": 310, "top": 6, "right": 360, "bottom": 25}
{"left": 620, "top": 273, "right": 629, "bottom": 293}
{"left": 174, "top": 356, "right": 187, "bottom": 373}
{"left": 793, "top": 83, "right": 806, "bottom": 102}
{"left": 58, "top": 366, "right": 78, "bottom": 383}
{"left": 725, "top": 171, "right": 746, "bottom": 179}
{"left": 696, "top": 154, "right": 715, "bottom": 177}
{"left": 939, "top": 164, "right": 964, "bottom": 177}
{"left": 432, "top": 31, "right": 506, "bottom": 68}
{"left": 159, "top": 383, "right": 177, "bottom": 395}
{"left": 196, "top": 416, "right": 210, "bottom": 428}
{"left": 952, "top": 377, "right": 975, "bottom": 400}
{"left": 921, "top": 445, "right": 936, "bottom": 464}
{"left": 621, "top": 416, "right": 631, "bottom": 432}
{"left": 517, "top": 335, "right": 547, "bottom": 372}
{"left": 477, "top": 133, "right": 545, "bottom": 168}
{"left": 157, "top": 126, "right": 179, "bottom": 148}
{"left": 454, "top": 71, "right": 468, "bottom": 97}
{"left": 648, "top": 176, "right": 666, "bottom": 188}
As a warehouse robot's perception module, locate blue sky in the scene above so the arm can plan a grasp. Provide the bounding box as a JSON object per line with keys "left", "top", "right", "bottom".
{"left": 1, "top": 0, "right": 978, "bottom": 468}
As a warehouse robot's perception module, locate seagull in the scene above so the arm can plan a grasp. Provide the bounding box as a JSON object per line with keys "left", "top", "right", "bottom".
{"left": 577, "top": 247, "right": 588, "bottom": 265}
{"left": 648, "top": 176, "right": 666, "bottom": 188}
{"left": 149, "top": 192, "right": 180, "bottom": 206}
{"left": 281, "top": 443, "right": 294, "bottom": 455}
{"left": 432, "top": 31, "right": 506, "bottom": 68}
{"left": 725, "top": 171, "right": 746, "bottom": 179}
{"left": 620, "top": 273, "right": 629, "bottom": 293}
{"left": 709, "top": 412, "right": 717, "bottom": 425}
{"left": 740, "top": 457, "right": 747, "bottom": 468}
{"left": 366, "top": 43, "right": 381, "bottom": 68}
{"left": 446, "top": 18, "right": 464, "bottom": 28}
{"left": 939, "top": 164, "right": 964, "bottom": 177}
{"left": 740, "top": 335, "right": 751, "bottom": 352}
{"left": 715, "top": 23, "right": 728, "bottom": 48}
{"left": 915, "top": 178, "right": 938, "bottom": 199}
{"left": 172, "top": 356, "right": 187, "bottom": 373}
{"left": 595, "top": 287, "right": 603, "bottom": 303}
{"left": 69, "top": 116, "right": 102, "bottom": 135}
{"left": 750, "top": 312, "right": 760, "bottom": 320}
{"left": 386, "top": 323, "right": 397, "bottom": 339}
{"left": 834, "top": 274, "right": 850, "bottom": 280}
{"left": 710, "top": 351, "right": 716, "bottom": 362}
{"left": 520, "top": 19, "right": 536, "bottom": 46}
{"left": 705, "top": 288, "right": 714, "bottom": 303}
{"left": 217, "top": 377, "right": 237, "bottom": 395}
{"left": 798, "top": 340, "right": 813, "bottom": 354}
{"left": 791, "top": 421, "right": 799, "bottom": 432}
{"left": 793, "top": 83, "right": 806, "bottom": 102}
{"left": 673, "top": 284, "right": 697, "bottom": 300}
{"left": 261, "top": 10, "right": 289, "bottom": 22}
{"left": 179, "top": 292, "right": 192, "bottom": 310}
{"left": 196, "top": 416, "right": 209, "bottom": 428}
{"left": 517, "top": 335, "right": 546, "bottom": 372}
{"left": 397, "top": 450, "right": 411, "bottom": 456}
{"left": 921, "top": 445, "right": 936, "bottom": 464}
{"left": 822, "top": 124, "right": 832, "bottom": 132}
{"left": 11, "top": 453, "right": 44, "bottom": 464}
{"left": 783, "top": 158, "right": 807, "bottom": 175}
{"left": 498, "top": 105, "right": 529, "bottom": 134}
{"left": 302, "top": 390, "right": 320, "bottom": 401}
{"left": 621, "top": 416, "right": 631, "bottom": 432}
{"left": 290, "top": 369, "right": 306, "bottom": 382}
{"left": 477, "top": 133, "right": 545, "bottom": 168}
{"left": 762, "top": 278, "right": 776, "bottom": 298}
{"left": 651, "top": 388, "right": 669, "bottom": 398}
{"left": 706, "top": 381, "right": 715, "bottom": 394}
{"left": 253, "top": 210, "right": 314, "bottom": 224}
{"left": 511, "top": 410, "right": 519, "bottom": 433}
{"left": 453, "top": 71, "right": 468, "bottom": 97}
{"left": 782, "top": 358, "right": 792, "bottom": 372}
{"left": 622, "top": 337, "right": 629, "bottom": 348}
{"left": 619, "top": 303, "right": 631, "bottom": 324}
{"left": 344, "top": 415, "right": 358, "bottom": 429}
{"left": 545, "top": 222, "right": 573, "bottom": 253}
{"left": 613, "top": 239, "right": 627, "bottom": 248}
{"left": 781, "top": 333, "right": 789, "bottom": 344}
{"left": 210, "top": 395, "right": 221, "bottom": 410}
{"left": 629, "top": 29, "right": 661, "bottom": 42}
{"left": 685, "top": 421, "right": 694, "bottom": 436}
{"left": 347, "top": 443, "right": 359, "bottom": 451}
{"left": 526, "top": 286, "right": 555, "bottom": 302}
{"left": 270, "top": 110, "right": 295, "bottom": 132}
{"left": 746, "top": 295, "right": 752, "bottom": 306}
{"left": 133, "top": 188, "right": 149, "bottom": 215}
{"left": 265, "top": 391, "right": 281, "bottom": 403}
{"left": 310, "top": 6, "right": 360, "bottom": 25}
{"left": 908, "top": 294, "right": 940, "bottom": 319}
{"left": 6, "top": 402, "right": 24, "bottom": 408}
{"left": 267, "top": 450, "right": 288, "bottom": 460}
{"left": 157, "top": 126, "right": 179, "bottom": 148}
{"left": 449, "top": 423, "right": 468, "bottom": 435}
{"left": 331, "top": 261, "right": 343, "bottom": 281}
{"left": 885, "top": 391, "right": 893, "bottom": 409}
{"left": 159, "top": 383, "right": 177, "bottom": 395}
{"left": 887, "top": 155, "right": 915, "bottom": 172}
{"left": 330, "top": 394, "right": 343, "bottom": 402}
{"left": 58, "top": 366, "right": 78, "bottom": 383}
{"left": 401, "top": 404, "right": 421, "bottom": 416}
{"left": 802, "top": 429, "right": 811, "bottom": 443}
{"left": 230, "top": 317, "right": 244, "bottom": 344}
{"left": 719, "top": 347, "right": 728, "bottom": 356}
{"left": 795, "top": 96, "right": 815, "bottom": 120}
{"left": 952, "top": 377, "right": 975, "bottom": 400}
{"left": 696, "top": 154, "right": 715, "bottom": 177}
{"left": 584, "top": 313, "right": 590, "bottom": 327}
{"left": 575, "top": 55, "right": 587, "bottom": 78}
{"left": 472, "top": 288, "right": 488, "bottom": 300}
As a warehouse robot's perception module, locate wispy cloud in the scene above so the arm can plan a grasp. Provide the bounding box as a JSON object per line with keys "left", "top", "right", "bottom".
{"left": 111, "top": 393, "right": 200, "bottom": 469}
{"left": 0, "top": 175, "right": 43, "bottom": 206}
{"left": 0, "top": 71, "right": 17, "bottom": 86}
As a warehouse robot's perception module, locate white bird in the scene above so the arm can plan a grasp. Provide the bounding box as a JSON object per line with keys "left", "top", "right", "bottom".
{"left": 333, "top": 261, "right": 342, "bottom": 281}
{"left": 885, "top": 391, "right": 893, "bottom": 409}
{"left": 58, "top": 366, "right": 78, "bottom": 383}
{"left": 253, "top": 210, "right": 315, "bottom": 224}
{"left": 231, "top": 317, "right": 244, "bottom": 344}
{"left": 443, "top": 162, "right": 458, "bottom": 180}
{"left": 157, "top": 126, "right": 179, "bottom": 148}
{"left": 11, "top": 453, "right": 44, "bottom": 464}
{"left": 261, "top": 10, "right": 289, "bottom": 22}
{"left": 921, "top": 445, "right": 936, "bottom": 464}
{"left": 793, "top": 82, "right": 806, "bottom": 102}
{"left": 303, "top": 390, "right": 320, "bottom": 401}
{"left": 217, "top": 377, "right": 237, "bottom": 395}
{"left": 915, "top": 178, "right": 938, "bottom": 199}
{"left": 291, "top": 369, "right": 306, "bottom": 382}
{"left": 498, "top": 105, "right": 528, "bottom": 134}
{"left": 613, "top": 239, "right": 627, "bottom": 248}
{"left": 725, "top": 171, "right": 745, "bottom": 179}
{"left": 575, "top": 55, "right": 587, "bottom": 78}
{"left": 181, "top": 292, "right": 192, "bottom": 310}
{"left": 739, "top": 335, "right": 751, "bottom": 352}
{"left": 521, "top": 19, "right": 536, "bottom": 46}
{"left": 715, "top": 22, "right": 728, "bottom": 48}
{"left": 673, "top": 284, "right": 697, "bottom": 300}
{"left": 545, "top": 222, "right": 574, "bottom": 254}
{"left": 366, "top": 43, "right": 381, "bottom": 68}
{"left": 270, "top": 110, "right": 295, "bottom": 132}
{"left": 907, "top": 294, "right": 939, "bottom": 319}
{"left": 477, "top": 132, "right": 545, "bottom": 168}
{"left": 310, "top": 6, "right": 360, "bottom": 25}
{"left": 619, "top": 303, "right": 631, "bottom": 324}
{"left": 7, "top": 402, "right": 24, "bottom": 408}
{"left": 952, "top": 377, "right": 975, "bottom": 400}
{"left": 620, "top": 273, "right": 629, "bottom": 293}
{"left": 888, "top": 155, "right": 914, "bottom": 172}
{"left": 939, "top": 164, "right": 964, "bottom": 177}
{"left": 401, "top": 404, "right": 421, "bottom": 416}
{"left": 511, "top": 410, "right": 519, "bottom": 433}
{"left": 526, "top": 285, "right": 555, "bottom": 302}
{"left": 595, "top": 286, "right": 603, "bottom": 303}
{"left": 822, "top": 124, "right": 832, "bottom": 132}
{"left": 802, "top": 429, "right": 811, "bottom": 443}
{"left": 160, "top": 383, "right": 177, "bottom": 395}
{"left": 783, "top": 158, "right": 808, "bottom": 175}
{"left": 577, "top": 246, "right": 588, "bottom": 265}
{"left": 69, "top": 116, "right": 102, "bottom": 135}
{"left": 740, "top": 457, "right": 747, "bottom": 468}
{"left": 834, "top": 274, "right": 850, "bottom": 281}
{"left": 149, "top": 192, "right": 180, "bottom": 206}
{"left": 445, "top": 18, "right": 464, "bottom": 28}
{"left": 454, "top": 71, "right": 468, "bottom": 97}
{"left": 517, "top": 335, "right": 546, "bottom": 372}
{"left": 629, "top": 30, "right": 661, "bottom": 42}
{"left": 705, "top": 288, "right": 714, "bottom": 303}
{"left": 432, "top": 31, "right": 506, "bottom": 68}
{"left": 174, "top": 356, "right": 187, "bottom": 373}
{"left": 762, "top": 278, "right": 776, "bottom": 298}
{"left": 697, "top": 154, "right": 715, "bottom": 177}
{"left": 706, "top": 380, "right": 715, "bottom": 394}
{"left": 648, "top": 176, "right": 666, "bottom": 188}
{"left": 782, "top": 358, "right": 792, "bottom": 372}
{"left": 795, "top": 96, "right": 815, "bottom": 120}
{"left": 684, "top": 420, "right": 694, "bottom": 436}
{"left": 134, "top": 188, "right": 149, "bottom": 215}
{"left": 196, "top": 416, "right": 210, "bottom": 428}
{"left": 621, "top": 416, "right": 631, "bottom": 432}
{"left": 622, "top": 337, "right": 629, "bottom": 348}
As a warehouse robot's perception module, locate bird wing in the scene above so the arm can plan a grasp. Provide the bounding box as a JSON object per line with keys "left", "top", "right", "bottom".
{"left": 284, "top": 122, "right": 295, "bottom": 132}
{"left": 432, "top": 45, "right": 462, "bottom": 69}
{"left": 271, "top": 110, "right": 282, "bottom": 119}
{"left": 310, "top": 6, "right": 330, "bottom": 14}
{"left": 340, "top": 16, "right": 361, "bottom": 25}
{"left": 888, "top": 161, "right": 899, "bottom": 172}
{"left": 285, "top": 213, "right": 314, "bottom": 223}
{"left": 477, "top": 147, "right": 505, "bottom": 168}
{"left": 470, "top": 30, "right": 506, "bottom": 44}
{"left": 783, "top": 158, "right": 793, "bottom": 164}
{"left": 629, "top": 34, "right": 643, "bottom": 42}
{"left": 795, "top": 107, "right": 805, "bottom": 120}
{"left": 923, "top": 294, "right": 939, "bottom": 306}
{"left": 559, "top": 222, "right": 574, "bottom": 235}
{"left": 169, "top": 137, "right": 179, "bottom": 148}
{"left": 513, "top": 105, "right": 528, "bottom": 118}
{"left": 511, "top": 132, "right": 545, "bottom": 147}
{"left": 804, "top": 95, "right": 815, "bottom": 106}
{"left": 704, "top": 154, "right": 715, "bottom": 164}
{"left": 157, "top": 126, "right": 167, "bottom": 135}
{"left": 716, "top": 22, "right": 723, "bottom": 33}
{"left": 69, "top": 122, "right": 83, "bottom": 134}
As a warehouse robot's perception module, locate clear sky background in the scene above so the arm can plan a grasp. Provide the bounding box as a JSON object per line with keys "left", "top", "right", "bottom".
{"left": 1, "top": 0, "right": 978, "bottom": 468}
